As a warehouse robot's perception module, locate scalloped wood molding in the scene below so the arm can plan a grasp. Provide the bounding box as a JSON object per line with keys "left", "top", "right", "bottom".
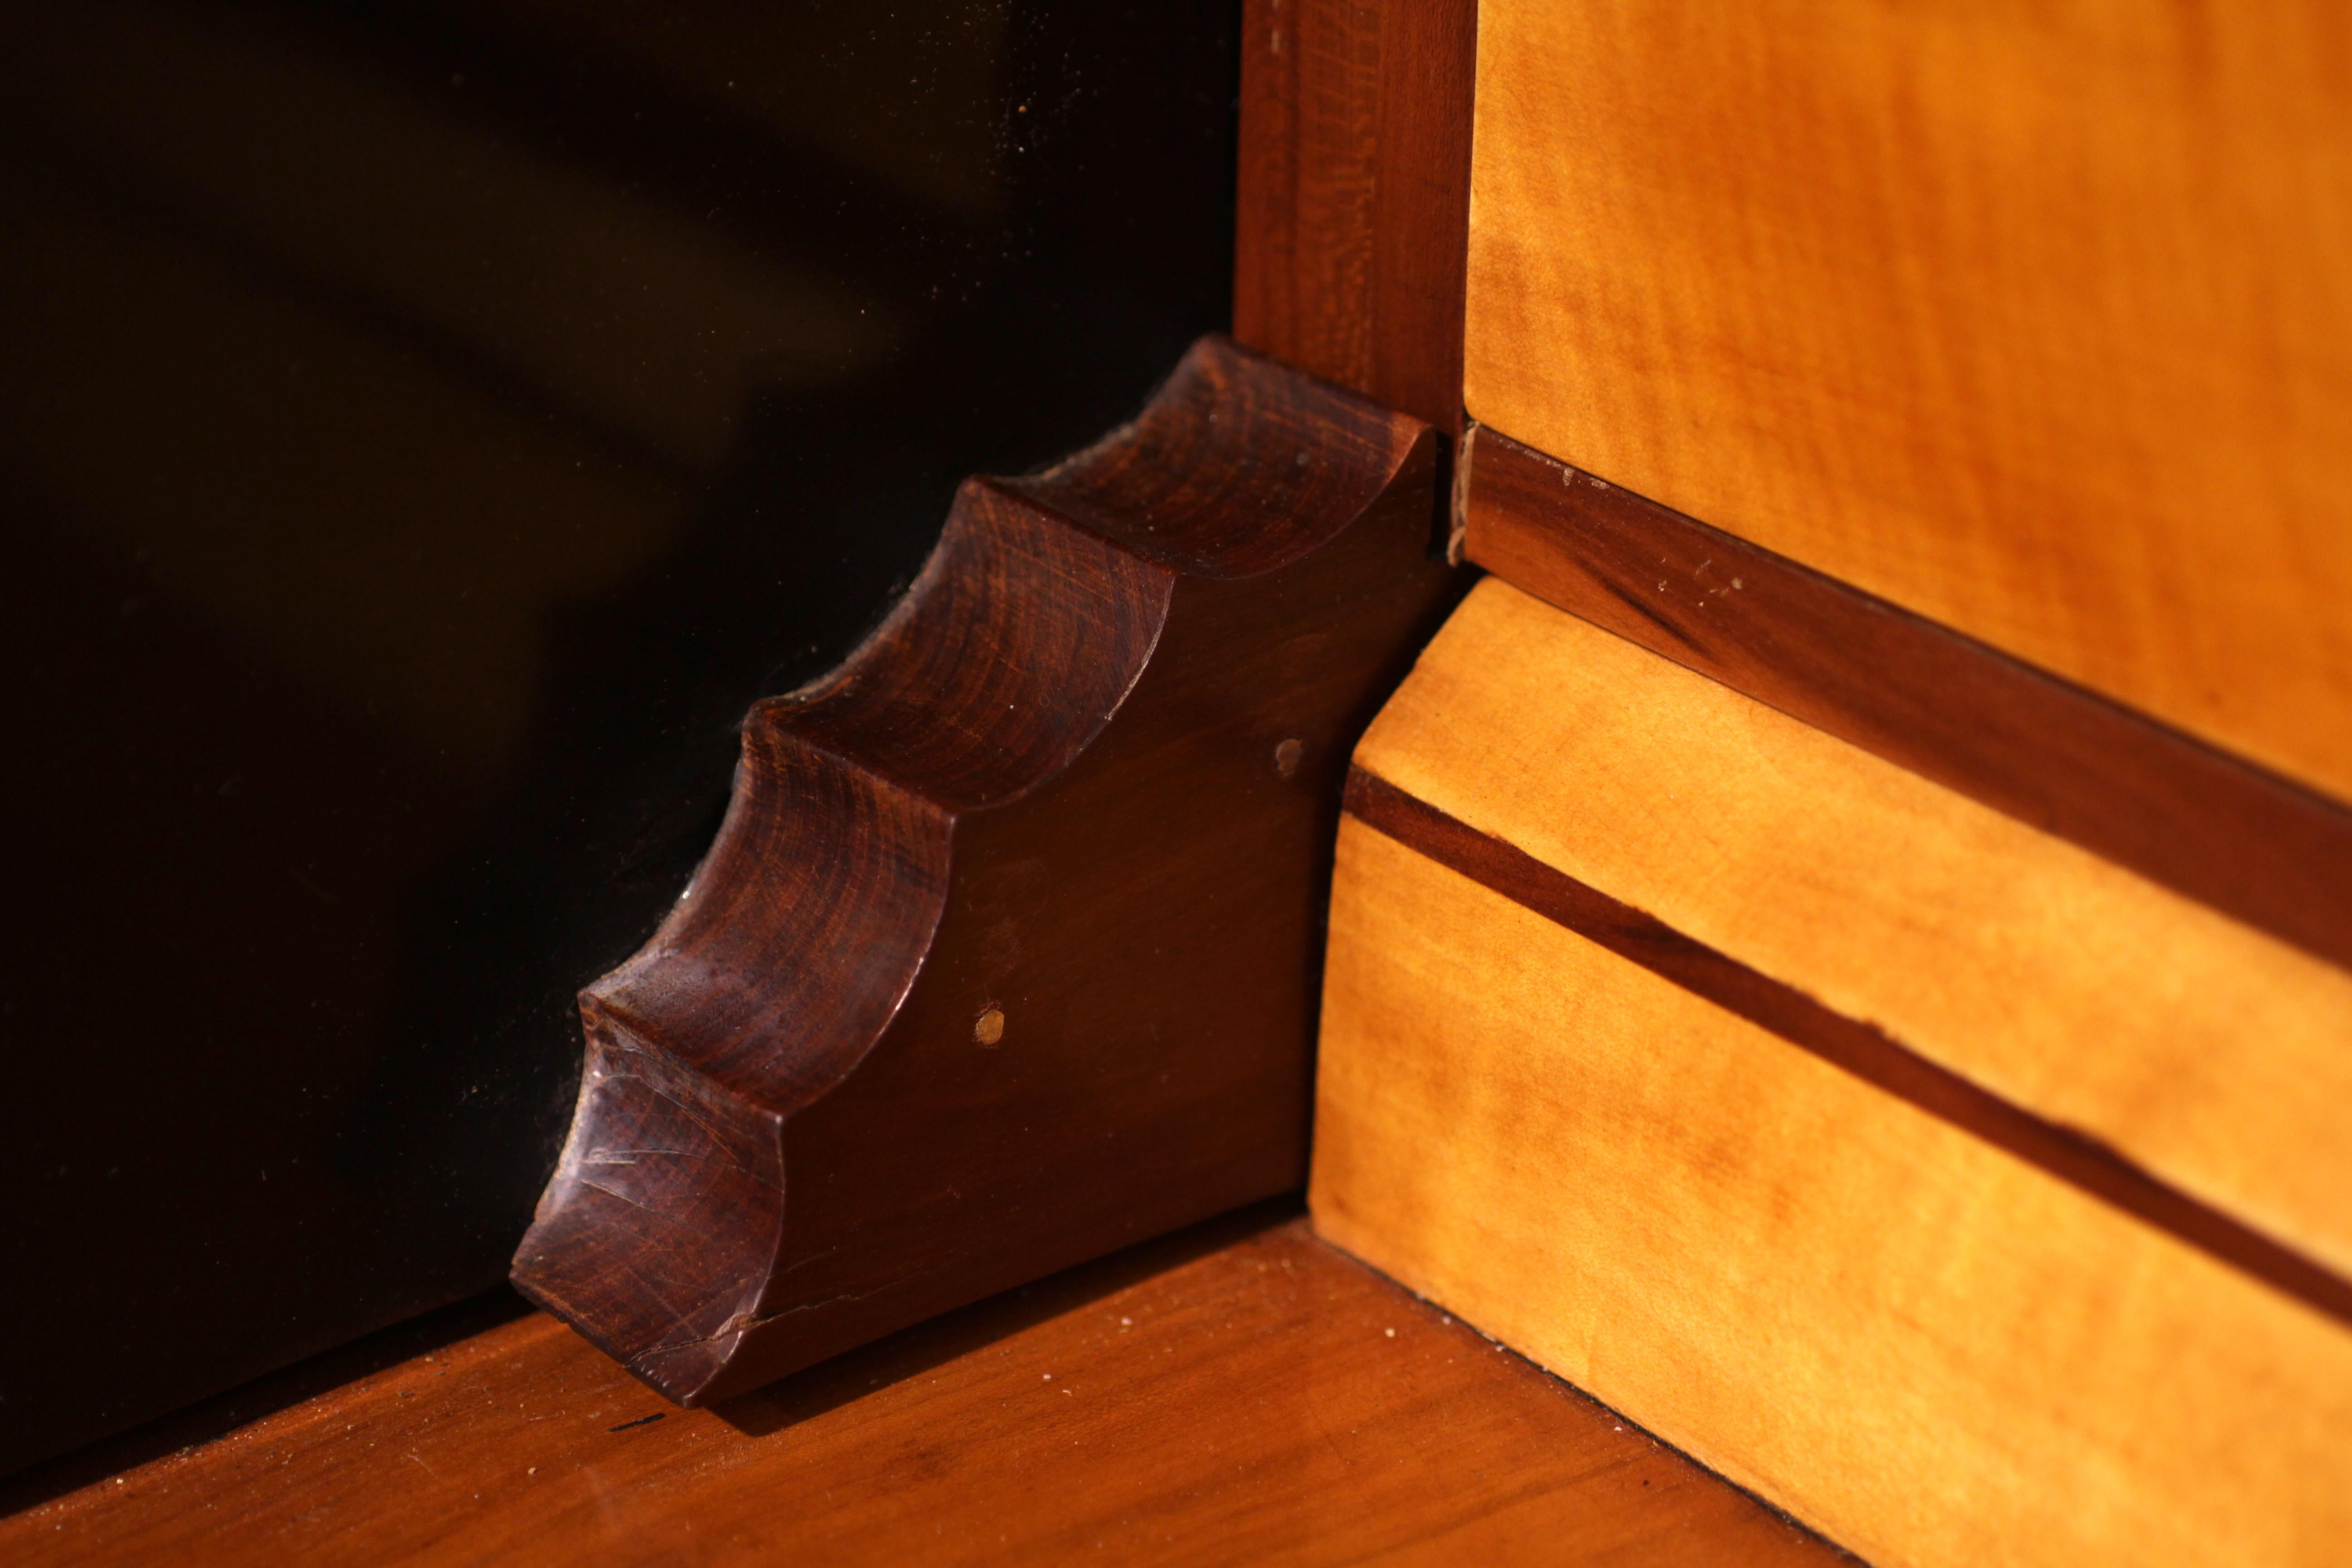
{"left": 511, "top": 336, "right": 1453, "bottom": 1404}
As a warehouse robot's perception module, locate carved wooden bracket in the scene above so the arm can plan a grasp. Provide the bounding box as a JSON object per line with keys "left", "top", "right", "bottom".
{"left": 510, "top": 337, "right": 1450, "bottom": 1404}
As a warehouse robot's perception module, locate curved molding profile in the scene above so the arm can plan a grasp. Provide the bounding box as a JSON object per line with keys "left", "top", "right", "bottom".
{"left": 511, "top": 336, "right": 1450, "bottom": 1404}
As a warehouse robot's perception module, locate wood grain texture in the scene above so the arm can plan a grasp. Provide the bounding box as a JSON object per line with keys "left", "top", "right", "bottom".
{"left": 1312, "top": 826, "right": 2352, "bottom": 1568}
{"left": 512, "top": 336, "right": 1459, "bottom": 1406}
{"left": 1461, "top": 426, "right": 2352, "bottom": 975}
{"left": 1354, "top": 579, "right": 2352, "bottom": 1291}
{"left": 1232, "top": 0, "right": 1477, "bottom": 432}
{"left": 1343, "top": 766, "right": 2352, "bottom": 1330}
{"left": 5, "top": 1215, "right": 1845, "bottom": 1567}
{"left": 1462, "top": 0, "right": 2352, "bottom": 804}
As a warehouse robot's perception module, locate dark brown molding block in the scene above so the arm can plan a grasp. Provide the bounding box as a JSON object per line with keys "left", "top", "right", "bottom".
{"left": 512, "top": 337, "right": 1452, "bottom": 1405}
{"left": 1462, "top": 423, "right": 2352, "bottom": 976}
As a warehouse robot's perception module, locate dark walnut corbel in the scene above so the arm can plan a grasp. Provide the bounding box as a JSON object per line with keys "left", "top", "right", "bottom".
{"left": 511, "top": 337, "right": 1453, "bottom": 1403}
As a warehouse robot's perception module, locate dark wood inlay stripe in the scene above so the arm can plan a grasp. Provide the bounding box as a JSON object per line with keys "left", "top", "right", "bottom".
{"left": 1461, "top": 425, "right": 2352, "bottom": 977}
{"left": 1344, "top": 765, "right": 2352, "bottom": 1330}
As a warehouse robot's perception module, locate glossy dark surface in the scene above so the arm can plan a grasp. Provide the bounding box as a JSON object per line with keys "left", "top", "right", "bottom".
{"left": 0, "top": 0, "right": 1236, "bottom": 1473}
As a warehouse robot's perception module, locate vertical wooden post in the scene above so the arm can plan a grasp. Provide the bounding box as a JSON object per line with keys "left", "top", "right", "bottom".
{"left": 1232, "top": 0, "right": 1478, "bottom": 436}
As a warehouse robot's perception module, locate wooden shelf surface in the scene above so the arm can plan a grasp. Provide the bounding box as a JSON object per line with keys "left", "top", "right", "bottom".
{"left": 2, "top": 1210, "right": 1841, "bottom": 1565}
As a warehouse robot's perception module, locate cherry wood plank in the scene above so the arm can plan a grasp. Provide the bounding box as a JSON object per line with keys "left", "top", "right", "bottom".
{"left": 2, "top": 1214, "right": 1840, "bottom": 1567}
{"left": 1233, "top": 0, "right": 1477, "bottom": 433}
{"left": 1462, "top": 425, "right": 2352, "bottom": 977}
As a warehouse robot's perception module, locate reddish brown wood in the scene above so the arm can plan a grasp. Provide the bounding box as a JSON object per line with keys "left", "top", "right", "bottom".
{"left": 1343, "top": 765, "right": 2352, "bottom": 1331}
{"left": 510, "top": 337, "right": 1455, "bottom": 1406}
{"left": 1462, "top": 425, "right": 2352, "bottom": 975}
{"left": 1232, "top": 0, "right": 1477, "bottom": 435}
{"left": 4, "top": 1215, "right": 1844, "bottom": 1566}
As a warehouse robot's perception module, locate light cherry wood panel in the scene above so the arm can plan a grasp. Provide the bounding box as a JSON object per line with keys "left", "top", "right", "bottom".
{"left": 1463, "top": 0, "right": 2352, "bottom": 803}
{"left": 1312, "top": 823, "right": 2352, "bottom": 1568}
{"left": 1357, "top": 580, "right": 2352, "bottom": 1284}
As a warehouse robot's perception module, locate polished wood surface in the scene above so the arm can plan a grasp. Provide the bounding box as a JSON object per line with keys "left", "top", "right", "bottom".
{"left": 1317, "top": 581, "right": 2352, "bottom": 1565}
{"left": 5, "top": 1214, "right": 1843, "bottom": 1567}
{"left": 1353, "top": 579, "right": 2352, "bottom": 1295}
{"left": 1315, "top": 822, "right": 2352, "bottom": 1568}
{"left": 514, "top": 337, "right": 1457, "bottom": 1406}
{"left": 1343, "top": 765, "right": 2352, "bottom": 1328}
{"left": 1463, "top": 0, "right": 2352, "bottom": 804}
{"left": 1459, "top": 426, "right": 2352, "bottom": 979}
{"left": 1233, "top": 0, "right": 1477, "bottom": 433}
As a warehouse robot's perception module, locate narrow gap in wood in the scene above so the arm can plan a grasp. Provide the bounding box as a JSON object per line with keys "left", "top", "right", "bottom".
{"left": 1342, "top": 765, "right": 2352, "bottom": 1330}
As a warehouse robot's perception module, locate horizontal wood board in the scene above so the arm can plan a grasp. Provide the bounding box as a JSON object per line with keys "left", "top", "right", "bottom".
{"left": 1460, "top": 426, "right": 2352, "bottom": 978}
{"left": 1462, "top": 0, "right": 2352, "bottom": 805}
{"left": 1352, "top": 579, "right": 2352, "bottom": 1287}
{"left": 4, "top": 1216, "right": 1843, "bottom": 1567}
{"left": 1313, "top": 823, "right": 2352, "bottom": 1568}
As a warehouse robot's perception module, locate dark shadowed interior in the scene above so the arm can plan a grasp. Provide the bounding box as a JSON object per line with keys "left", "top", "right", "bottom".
{"left": 0, "top": 0, "right": 1237, "bottom": 1473}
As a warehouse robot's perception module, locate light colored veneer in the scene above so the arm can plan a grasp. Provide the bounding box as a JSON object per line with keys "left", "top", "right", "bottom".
{"left": 1464, "top": 0, "right": 2352, "bottom": 804}
{"left": 1354, "top": 581, "right": 2352, "bottom": 1276}
{"left": 1314, "top": 823, "right": 2352, "bottom": 1568}
{"left": 1313, "top": 578, "right": 2352, "bottom": 1567}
